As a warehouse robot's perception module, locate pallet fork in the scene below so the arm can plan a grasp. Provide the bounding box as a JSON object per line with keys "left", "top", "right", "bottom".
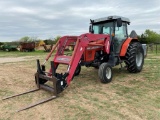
{"left": 2, "top": 60, "right": 58, "bottom": 112}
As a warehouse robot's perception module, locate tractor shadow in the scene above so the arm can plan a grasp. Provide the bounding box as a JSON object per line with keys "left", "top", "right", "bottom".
{"left": 62, "top": 66, "right": 130, "bottom": 96}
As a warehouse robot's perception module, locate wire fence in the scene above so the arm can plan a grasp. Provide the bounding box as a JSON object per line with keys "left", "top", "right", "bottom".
{"left": 147, "top": 43, "right": 160, "bottom": 54}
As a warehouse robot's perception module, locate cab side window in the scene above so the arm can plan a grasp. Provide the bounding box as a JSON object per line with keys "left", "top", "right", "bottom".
{"left": 115, "top": 22, "right": 127, "bottom": 40}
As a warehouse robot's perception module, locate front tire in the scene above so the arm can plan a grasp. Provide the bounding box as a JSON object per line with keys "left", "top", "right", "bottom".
{"left": 125, "top": 42, "right": 144, "bottom": 73}
{"left": 74, "top": 64, "right": 81, "bottom": 76}
{"left": 98, "top": 63, "right": 113, "bottom": 83}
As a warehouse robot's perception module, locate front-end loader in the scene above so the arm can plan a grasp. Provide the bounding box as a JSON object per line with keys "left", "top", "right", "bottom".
{"left": 3, "top": 16, "right": 145, "bottom": 111}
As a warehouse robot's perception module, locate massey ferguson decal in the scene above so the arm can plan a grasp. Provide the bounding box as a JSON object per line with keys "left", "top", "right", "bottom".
{"left": 56, "top": 58, "right": 71, "bottom": 62}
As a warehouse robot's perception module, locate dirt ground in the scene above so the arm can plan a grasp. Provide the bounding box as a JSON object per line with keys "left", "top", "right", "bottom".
{"left": 0, "top": 56, "right": 35, "bottom": 63}
{"left": 0, "top": 54, "right": 160, "bottom": 120}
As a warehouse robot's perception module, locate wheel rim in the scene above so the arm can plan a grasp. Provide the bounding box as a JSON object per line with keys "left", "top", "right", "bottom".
{"left": 136, "top": 50, "right": 143, "bottom": 67}
{"left": 105, "top": 67, "right": 111, "bottom": 79}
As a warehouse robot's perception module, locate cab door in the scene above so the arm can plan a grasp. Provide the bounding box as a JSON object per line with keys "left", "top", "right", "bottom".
{"left": 114, "top": 22, "right": 128, "bottom": 53}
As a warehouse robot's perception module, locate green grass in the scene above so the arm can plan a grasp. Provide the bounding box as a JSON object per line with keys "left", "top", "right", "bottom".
{"left": 0, "top": 50, "right": 47, "bottom": 57}
{"left": 0, "top": 50, "right": 73, "bottom": 57}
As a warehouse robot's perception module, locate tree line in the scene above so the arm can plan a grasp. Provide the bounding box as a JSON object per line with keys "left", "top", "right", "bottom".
{"left": 18, "top": 36, "right": 61, "bottom": 45}
{"left": 0, "top": 29, "right": 160, "bottom": 46}
{"left": 0, "top": 36, "right": 61, "bottom": 46}
{"left": 138, "top": 29, "right": 160, "bottom": 44}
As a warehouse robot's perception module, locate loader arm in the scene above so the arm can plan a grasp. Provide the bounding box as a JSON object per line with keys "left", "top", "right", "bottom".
{"left": 30, "top": 33, "right": 110, "bottom": 97}
{"left": 2, "top": 33, "right": 110, "bottom": 112}
{"left": 49, "top": 33, "right": 110, "bottom": 85}
{"left": 53, "top": 33, "right": 110, "bottom": 85}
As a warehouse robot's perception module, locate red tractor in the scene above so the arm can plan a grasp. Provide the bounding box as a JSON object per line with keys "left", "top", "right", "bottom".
{"left": 3, "top": 16, "right": 145, "bottom": 111}
{"left": 35, "top": 15, "right": 144, "bottom": 95}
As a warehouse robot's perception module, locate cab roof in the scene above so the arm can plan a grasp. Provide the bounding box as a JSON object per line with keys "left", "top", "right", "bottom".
{"left": 92, "top": 15, "right": 130, "bottom": 24}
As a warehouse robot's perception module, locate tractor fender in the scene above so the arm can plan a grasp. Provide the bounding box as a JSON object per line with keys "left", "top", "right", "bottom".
{"left": 120, "top": 38, "right": 138, "bottom": 56}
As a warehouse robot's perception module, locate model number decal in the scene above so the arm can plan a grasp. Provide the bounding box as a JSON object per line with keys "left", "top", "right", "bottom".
{"left": 87, "top": 46, "right": 102, "bottom": 50}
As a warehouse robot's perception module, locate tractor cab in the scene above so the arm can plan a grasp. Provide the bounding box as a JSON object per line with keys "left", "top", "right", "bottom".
{"left": 90, "top": 16, "right": 130, "bottom": 54}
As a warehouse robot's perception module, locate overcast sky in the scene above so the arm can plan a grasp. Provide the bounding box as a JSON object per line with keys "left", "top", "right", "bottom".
{"left": 0, "top": 0, "right": 160, "bottom": 42}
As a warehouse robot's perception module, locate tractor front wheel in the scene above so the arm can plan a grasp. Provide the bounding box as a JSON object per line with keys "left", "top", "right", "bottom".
{"left": 125, "top": 42, "right": 144, "bottom": 73}
{"left": 98, "top": 63, "right": 113, "bottom": 83}
{"left": 74, "top": 64, "right": 81, "bottom": 76}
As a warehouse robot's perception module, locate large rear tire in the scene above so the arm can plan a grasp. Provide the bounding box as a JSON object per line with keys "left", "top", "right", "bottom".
{"left": 125, "top": 42, "right": 144, "bottom": 73}
{"left": 98, "top": 63, "right": 113, "bottom": 83}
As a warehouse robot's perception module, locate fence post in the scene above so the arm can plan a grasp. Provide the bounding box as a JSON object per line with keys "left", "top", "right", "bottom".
{"left": 156, "top": 44, "right": 157, "bottom": 54}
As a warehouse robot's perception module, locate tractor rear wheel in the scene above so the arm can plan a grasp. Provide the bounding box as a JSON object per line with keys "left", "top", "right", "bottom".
{"left": 98, "top": 63, "right": 112, "bottom": 83}
{"left": 125, "top": 42, "right": 144, "bottom": 73}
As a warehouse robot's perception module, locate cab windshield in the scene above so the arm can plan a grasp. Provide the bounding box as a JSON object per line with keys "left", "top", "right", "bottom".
{"left": 93, "top": 22, "right": 113, "bottom": 35}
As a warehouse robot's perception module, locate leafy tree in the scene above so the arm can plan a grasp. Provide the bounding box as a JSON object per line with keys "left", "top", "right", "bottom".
{"left": 44, "top": 39, "right": 54, "bottom": 45}
{"left": 53, "top": 36, "right": 61, "bottom": 44}
{"left": 0, "top": 42, "right": 4, "bottom": 46}
{"left": 19, "top": 36, "right": 38, "bottom": 42}
{"left": 144, "top": 29, "right": 160, "bottom": 43}
{"left": 138, "top": 34, "right": 148, "bottom": 44}
{"left": 30, "top": 36, "right": 38, "bottom": 42}
{"left": 20, "top": 36, "right": 30, "bottom": 42}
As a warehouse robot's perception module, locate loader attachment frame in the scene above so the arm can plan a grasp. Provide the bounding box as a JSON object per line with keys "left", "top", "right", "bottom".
{"left": 2, "top": 33, "right": 110, "bottom": 112}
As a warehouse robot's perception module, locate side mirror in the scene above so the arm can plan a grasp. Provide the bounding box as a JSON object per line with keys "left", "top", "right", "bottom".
{"left": 89, "top": 25, "right": 94, "bottom": 33}
{"left": 117, "top": 18, "right": 122, "bottom": 27}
